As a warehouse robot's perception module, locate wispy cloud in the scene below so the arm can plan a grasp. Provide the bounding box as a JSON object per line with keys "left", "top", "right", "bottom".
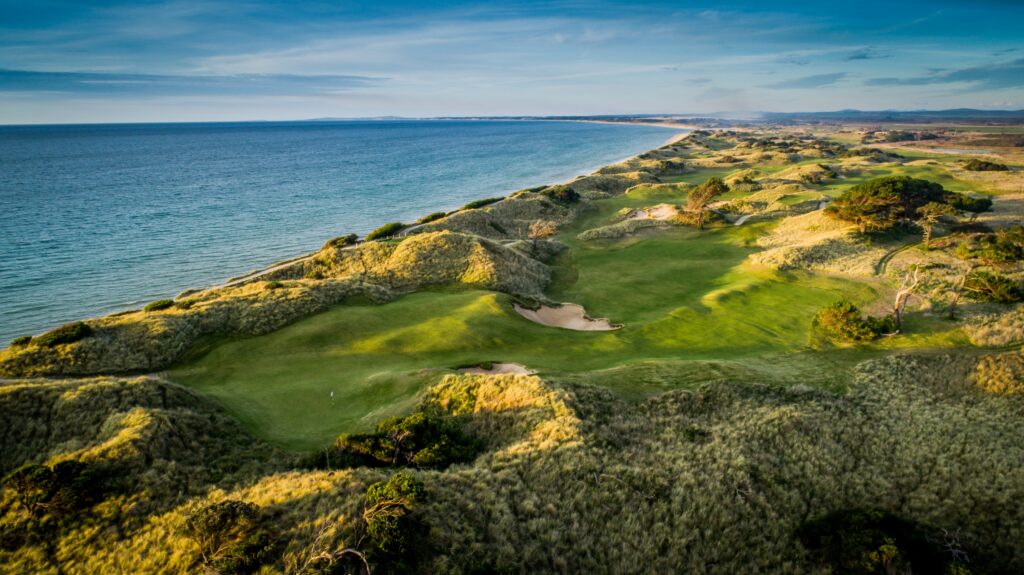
{"left": 0, "top": 69, "right": 381, "bottom": 96}
{"left": 844, "top": 47, "right": 890, "bottom": 61}
{"left": 866, "top": 58, "right": 1024, "bottom": 89}
{"left": 764, "top": 72, "right": 846, "bottom": 89}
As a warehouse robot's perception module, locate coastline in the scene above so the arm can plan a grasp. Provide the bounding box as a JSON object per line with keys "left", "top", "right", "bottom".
{"left": 2, "top": 119, "right": 671, "bottom": 343}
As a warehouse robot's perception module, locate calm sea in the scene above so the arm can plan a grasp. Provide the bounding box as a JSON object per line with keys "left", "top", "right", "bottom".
{"left": 0, "top": 119, "right": 676, "bottom": 345}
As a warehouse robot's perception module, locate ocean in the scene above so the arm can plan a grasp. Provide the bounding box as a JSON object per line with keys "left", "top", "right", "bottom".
{"left": 0, "top": 119, "right": 677, "bottom": 345}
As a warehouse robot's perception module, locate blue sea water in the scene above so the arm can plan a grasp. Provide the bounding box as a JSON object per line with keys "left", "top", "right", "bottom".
{"left": 0, "top": 119, "right": 677, "bottom": 345}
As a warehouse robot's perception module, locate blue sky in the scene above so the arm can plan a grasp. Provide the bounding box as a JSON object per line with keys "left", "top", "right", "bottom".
{"left": 1, "top": 0, "right": 1022, "bottom": 123}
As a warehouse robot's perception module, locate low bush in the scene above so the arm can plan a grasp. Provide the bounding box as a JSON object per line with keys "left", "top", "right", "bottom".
{"left": 324, "top": 234, "right": 358, "bottom": 249}
{"left": 815, "top": 301, "right": 895, "bottom": 341}
{"left": 10, "top": 336, "right": 31, "bottom": 348}
{"left": 264, "top": 281, "right": 284, "bottom": 290}
{"left": 461, "top": 197, "right": 503, "bottom": 210}
{"left": 305, "top": 411, "right": 479, "bottom": 470}
{"left": 798, "top": 509, "right": 970, "bottom": 575}
{"left": 183, "top": 500, "right": 274, "bottom": 575}
{"left": 956, "top": 225, "right": 1024, "bottom": 264}
{"left": 540, "top": 185, "right": 581, "bottom": 204}
{"left": 963, "top": 158, "right": 1009, "bottom": 171}
{"left": 365, "top": 222, "right": 406, "bottom": 241}
{"left": 34, "top": 322, "right": 92, "bottom": 347}
{"left": 416, "top": 211, "right": 447, "bottom": 224}
{"left": 948, "top": 193, "right": 993, "bottom": 213}
{"left": 962, "top": 270, "right": 1023, "bottom": 303}
{"left": 143, "top": 299, "right": 175, "bottom": 312}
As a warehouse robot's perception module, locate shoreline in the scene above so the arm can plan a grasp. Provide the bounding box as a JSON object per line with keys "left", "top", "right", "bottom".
{"left": 3, "top": 123, "right": 689, "bottom": 342}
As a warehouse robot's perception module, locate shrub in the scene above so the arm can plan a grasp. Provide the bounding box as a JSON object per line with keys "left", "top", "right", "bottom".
{"left": 176, "top": 300, "right": 195, "bottom": 310}
{"left": 2, "top": 461, "right": 101, "bottom": 520}
{"left": 815, "top": 301, "right": 894, "bottom": 342}
{"left": 35, "top": 322, "right": 92, "bottom": 347}
{"left": 324, "top": 233, "right": 358, "bottom": 249}
{"left": 365, "top": 222, "right": 406, "bottom": 241}
{"left": 306, "top": 411, "right": 479, "bottom": 470}
{"left": 264, "top": 281, "right": 284, "bottom": 290}
{"left": 10, "top": 336, "right": 31, "bottom": 347}
{"left": 143, "top": 299, "right": 175, "bottom": 312}
{"left": 957, "top": 225, "right": 1024, "bottom": 264}
{"left": 540, "top": 185, "right": 581, "bottom": 204}
{"left": 363, "top": 472, "right": 424, "bottom": 557}
{"left": 461, "top": 197, "right": 503, "bottom": 210}
{"left": 947, "top": 193, "right": 993, "bottom": 213}
{"left": 962, "top": 271, "right": 1023, "bottom": 303}
{"left": 183, "top": 500, "right": 274, "bottom": 575}
{"left": 798, "top": 509, "right": 968, "bottom": 575}
{"left": 416, "top": 211, "right": 447, "bottom": 224}
{"left": 963, "top": 158, "right": 1009, "bottom": 171}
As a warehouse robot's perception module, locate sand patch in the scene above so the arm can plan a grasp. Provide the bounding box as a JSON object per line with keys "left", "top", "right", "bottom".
{"left": 628, "top": 204, "right": 679, "bottom": 221}
{"left": 458, "top": 362, "right": 535, "bottom": 375}
{"left": 513, "top": 303, "right": 621, "bottom": 331}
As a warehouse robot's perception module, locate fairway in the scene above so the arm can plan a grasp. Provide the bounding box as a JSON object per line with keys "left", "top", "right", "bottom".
{"left": 168, "top": 149, "right": 989, "bottom": 451}
{"left": 172, "top": 214, "right": 888, "bottom": 450}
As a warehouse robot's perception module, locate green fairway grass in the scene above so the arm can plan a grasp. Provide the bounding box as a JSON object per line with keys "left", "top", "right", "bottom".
{"left": 169, "top": 158, "right": 987, "bottom": 451}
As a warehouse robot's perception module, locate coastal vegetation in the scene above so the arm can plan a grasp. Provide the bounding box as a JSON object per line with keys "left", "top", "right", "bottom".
{"left": 2, "top": 124, "right": 1024, "bottom": 573}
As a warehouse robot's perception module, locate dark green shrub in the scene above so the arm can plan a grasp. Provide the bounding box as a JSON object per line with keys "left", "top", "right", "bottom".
{"left": 2, "top": 461, "right": 101, "bottom": 520}
{"left": 957, "top": 225, "right": 1024, "bottom": 264}
{"left": 176, "top": 300, "right": 195, "bottom": 310}
{"left": 416, "top": 211, "right": 447, "bottom": 224}
{"left": 798, "top": 509, "right": 969, "bottom": 575}
{"left": 462, "top": 197, "right": 503, "bottom": 210}
{"left": 947, "top": 193, "right": 992, "bottom": 213}
{"left": 825, "top": 176, "right": 953, "bottom": 233}
{"left": 183, "top": 500, "right": 274, "bottom": 575}
{"left": 815, "top": 301, "right": 894, "bottom": 342}
{"left": 35, "top": 322, "right": 92, "bottom": 347}
{"left": 363, "top": 472, "right": 424, "bottom": 557}
{"left": 963, "top": 158, "right": 1008, "bottom": 171}
{"left": 143, "top": 299, "right": 175, "bottom": 312}
{"left": 305, "top": 411, "right": 478, "bottom": 470}
{"left": 365, "top": 222, "right": 405, "bottom": 241}
{"left": 963, "top": 270, "right": 1023, "bottom": 303}
{"left": 540, "top": 185, "right": 580, "bottom": 204}
{"left": 324, "top": 233, "right": 358, "bottom": 249}
{"left": 10, "top": 336, "right": 31, "bottom": 347}
{"left": 264, "top": 281, "right": 284, "bottom": 290}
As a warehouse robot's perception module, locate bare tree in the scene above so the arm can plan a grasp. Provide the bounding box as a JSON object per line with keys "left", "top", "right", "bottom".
{"left": 892, "top": 265, "right": 922, "bottom": 333}
{"left": 528, "top": 220, "right": 558, "bottom": 255}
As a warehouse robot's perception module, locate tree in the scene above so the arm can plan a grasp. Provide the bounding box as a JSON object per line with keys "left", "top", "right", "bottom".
{"left": 815, "top": 301, "right": 895, "bottom": 342}
{"left": 687, "top": 177, "right": 729, "bottom": 230}
{"left": 915, "top": 202, "right": 958, "bottom": 248}
{"left": 307, "top": 411, "right": 478, "bottom": 470}
{"left": 891, "top": 265, "right": 922, "bottom": 332}
{"left": 528, "top": 220, "right": 558, "bottom": 255}
{"left": 363, "top": 473, "right": 424, "bottom": 557}
{"left": 962, "top": 270, "right": 1023, "bottom": 303}
{"left": 2, "top": 461, "right": 100, "bottom": 521}
{"left": 825, "top": 176, "right": 947, "bottom": 233}
{"left": 184, "top": 500, "right": 274, "bottom": 575}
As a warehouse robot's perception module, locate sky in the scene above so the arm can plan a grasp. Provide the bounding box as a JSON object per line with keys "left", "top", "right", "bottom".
{"left": 1, "top": 0, "right": 1022, "bottom": 123}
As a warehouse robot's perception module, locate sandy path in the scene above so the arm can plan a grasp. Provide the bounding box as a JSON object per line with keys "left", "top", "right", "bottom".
{"left": 513, "top": 302, "right": 621, "bottom": 331}
{"left": 733, "top": 214, "right": 752, "bottom": 226}
{"left": 458, "top": 362, "right": 535, "bottom": 375}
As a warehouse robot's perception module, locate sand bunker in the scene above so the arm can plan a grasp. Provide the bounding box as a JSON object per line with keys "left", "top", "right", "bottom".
{"left": 513, "top": 302, "right": 622, "bottom": 331}
{"left": 628, "top": 204, "right": 678, "bottom": 221}
{"left": 458, "top": 362, "right": 535, "bottom": 375}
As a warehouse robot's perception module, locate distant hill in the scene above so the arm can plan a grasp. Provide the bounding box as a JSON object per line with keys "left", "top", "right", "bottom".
{"left": 760, "top": 108, "right": 1024, "bottom": 124}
